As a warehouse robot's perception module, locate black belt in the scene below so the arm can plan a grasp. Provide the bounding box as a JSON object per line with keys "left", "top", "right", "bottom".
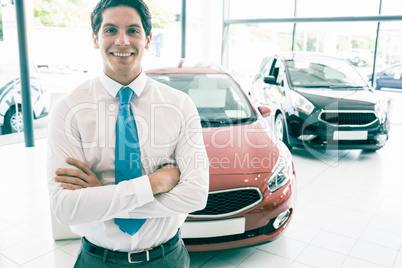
{"left": 82, "top": 231, "right": 180, "bottom": 264}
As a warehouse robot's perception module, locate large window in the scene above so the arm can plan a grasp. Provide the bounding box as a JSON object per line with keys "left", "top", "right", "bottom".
{"left": 377, "top": 21, "right": 402, "bottom": 67}
{"left": 0, "top": 0, "right": 184, "bottom": 142}
{"left": 228, "top": 0, "right": 294, "bottom": 20}
{"left": 294, "top": 21, "right": 378, "bottom": 79}
{"left": 1, "top": 0, "right": 402, "bottom": 144}
{"left": 222, "top": 0, "right": 402, "bottom": 91}
{"left": 227, "top": 23, "right": 293, "bottom": 81}
{"left": 297, "top": 0, "right": 379, "bottom": 17}
{"left": 185, "top": 0, "right": 222, "bottom": 65}
{"left": 382, "top": 0, "right": 402, "bottom": 15}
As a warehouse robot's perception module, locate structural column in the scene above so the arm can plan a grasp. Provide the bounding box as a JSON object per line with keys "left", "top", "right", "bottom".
{"left": 15, "top": 0, "right": 34, "bottom": 147}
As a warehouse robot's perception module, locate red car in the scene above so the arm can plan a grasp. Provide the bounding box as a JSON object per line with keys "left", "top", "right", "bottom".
{"left": 147, "top": 64, "right": 296, "bottom": 251}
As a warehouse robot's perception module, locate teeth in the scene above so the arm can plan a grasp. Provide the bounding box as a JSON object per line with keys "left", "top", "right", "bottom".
{"left": 113, "top": 52, "right": 131, "bottom": 57}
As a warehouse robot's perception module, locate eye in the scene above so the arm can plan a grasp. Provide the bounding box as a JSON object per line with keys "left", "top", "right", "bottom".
{"left": 105, "top": 28, "right": 117, "bottom": 34}
{"left": 127, "top": 28, "right": 140, "bottom": 35}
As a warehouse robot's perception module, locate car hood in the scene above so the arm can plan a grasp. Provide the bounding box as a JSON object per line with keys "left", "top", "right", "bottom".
{"left": 295, "top": 87, "right": 377, "bottom": 110}
{"left": 202, "top": 119, "right": 279, "bottom": 176}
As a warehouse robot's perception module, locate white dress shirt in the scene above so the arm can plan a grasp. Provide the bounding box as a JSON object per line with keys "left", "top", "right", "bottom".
{"left": 47, "top": 71, "right": 209, "bottom": 251}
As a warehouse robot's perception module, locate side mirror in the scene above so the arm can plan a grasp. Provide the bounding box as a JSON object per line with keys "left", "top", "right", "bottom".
{"left": 263, "top": 76, "right": 278, "bottom": 85}
{"left": 258, "top": 106, "right": 271, "bottom": 117}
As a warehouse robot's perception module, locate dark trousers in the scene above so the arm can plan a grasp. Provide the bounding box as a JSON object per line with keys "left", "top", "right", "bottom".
{"left": 74, "top": 238, "right": 190, "bottom": 268}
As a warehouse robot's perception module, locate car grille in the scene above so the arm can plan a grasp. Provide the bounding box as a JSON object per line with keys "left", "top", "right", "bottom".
{"left": 189, "top": 188, "right": 262, "bottom": 218}
{"left": 320, "top": 111, "right": 377, "bottom": 126}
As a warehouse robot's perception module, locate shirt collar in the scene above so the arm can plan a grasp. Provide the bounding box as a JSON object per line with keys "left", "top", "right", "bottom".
{"left": 100, "top": 70, "right": 147, "bottom": 98}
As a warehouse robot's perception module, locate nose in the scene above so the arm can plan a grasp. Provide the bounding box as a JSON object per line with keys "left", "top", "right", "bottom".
{"left": 115, "top": 31, "right": 130, "bottom": 46}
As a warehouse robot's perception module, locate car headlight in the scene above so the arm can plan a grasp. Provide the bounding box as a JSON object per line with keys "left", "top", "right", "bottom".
{"left": 375, "top": 99, "right": 388, "bottom": 124}
{"left": 290, "top": 91, "right": 314, "bottom": 115}
{"left": 267, "top": 141, "right": 293, "bottom": 192}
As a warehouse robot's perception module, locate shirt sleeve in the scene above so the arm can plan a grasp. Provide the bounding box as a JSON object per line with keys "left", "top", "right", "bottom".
{"left": 47, "top": 97, "right": 155, "bottom": 226}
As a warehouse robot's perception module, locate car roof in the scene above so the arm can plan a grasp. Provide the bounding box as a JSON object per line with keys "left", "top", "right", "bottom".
{"left": 146, "top": 66, "right": 225, "bottom": 75}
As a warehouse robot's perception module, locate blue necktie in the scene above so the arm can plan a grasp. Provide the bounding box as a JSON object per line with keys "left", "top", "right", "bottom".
{"left": 115, "top": 87, "right": 146, "bottom": 235}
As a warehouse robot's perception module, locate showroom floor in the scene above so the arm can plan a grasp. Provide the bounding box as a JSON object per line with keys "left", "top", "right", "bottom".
{"left": 0, "top": 92, "right": 402, "bottom": 268}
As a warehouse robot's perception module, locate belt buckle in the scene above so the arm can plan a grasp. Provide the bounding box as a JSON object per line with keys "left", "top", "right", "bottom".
{"left": 128, "top": 248, "right": 153, "bottom": 263}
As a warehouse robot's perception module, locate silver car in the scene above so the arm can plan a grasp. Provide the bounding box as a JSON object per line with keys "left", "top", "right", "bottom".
{"left": 0, "top": 76, "right": 48, "bottom": 134}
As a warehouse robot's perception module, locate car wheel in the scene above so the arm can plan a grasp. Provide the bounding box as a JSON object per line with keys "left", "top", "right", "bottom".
{"left": 275, "top": 113, "right": 292, "bottom": 150}
{"left": 4, "top": 107, "right": 23, "bottom": 133}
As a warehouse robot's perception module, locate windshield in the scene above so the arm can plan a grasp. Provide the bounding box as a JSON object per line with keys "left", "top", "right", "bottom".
{"left": 286, "top": 57, "right": 368, "bottom": 88}
{"left": 148, "top": 73, "right": 256, "bottom": 127}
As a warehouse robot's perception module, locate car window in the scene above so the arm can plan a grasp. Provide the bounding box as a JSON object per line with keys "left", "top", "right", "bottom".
{"left": 285, "top": 57, "right": 368, "bottom": 88}
{"left": 384, "top": 67, "right": 395, "bottom": 75}
{"left": 148, "top": 73, "right": 256, "bottom": 126}
{"left": 260, "top": 57, "right": 274, "bottom": 78}
{"left": 274, "top": 59, "right": 285, "bottom": 88}
{"left": 393, "top": 66, "right": 402, "bottom": 74}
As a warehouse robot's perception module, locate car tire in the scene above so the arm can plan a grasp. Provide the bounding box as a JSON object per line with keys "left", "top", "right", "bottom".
{"left": 4, "top": 106, "right": 23, "bottom": 134}
{"left": 363, "top": 148, "right": 379, "bottom": 153}
{"left": 275, "top": 113, "right": 292, "bottom": 150}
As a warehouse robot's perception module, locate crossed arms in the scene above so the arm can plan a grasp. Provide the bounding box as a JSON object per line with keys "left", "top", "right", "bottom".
{"left": 55, "top": 157, "right": 180, "bottom": 195}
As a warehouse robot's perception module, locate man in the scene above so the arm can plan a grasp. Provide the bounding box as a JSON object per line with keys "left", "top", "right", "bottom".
{"left": 46, "top": 0, "right": 209, "bottom": 267}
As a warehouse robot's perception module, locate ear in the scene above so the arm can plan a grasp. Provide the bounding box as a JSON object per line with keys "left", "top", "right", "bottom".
{"left": 145, "top": 32, "right": 153, "bottom": 50}
{"left": 92, "top": 32, "right": 99, "bottom": 49}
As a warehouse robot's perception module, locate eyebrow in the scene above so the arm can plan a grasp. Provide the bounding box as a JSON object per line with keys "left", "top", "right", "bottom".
{"left": 102, "top": 23, "right": 142, "bottom": 29}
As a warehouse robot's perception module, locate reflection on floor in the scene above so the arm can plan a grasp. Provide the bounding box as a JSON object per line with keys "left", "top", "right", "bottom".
{"left": 0, "top": 95, "right": 402, "bottom": 267}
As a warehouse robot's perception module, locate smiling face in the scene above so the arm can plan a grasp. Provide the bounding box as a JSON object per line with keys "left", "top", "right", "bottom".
{"left": 93, "top": 6, "right": 152, "bottom": 85}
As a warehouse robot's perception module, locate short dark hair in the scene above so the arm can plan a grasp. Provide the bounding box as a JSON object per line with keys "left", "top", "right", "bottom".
{"left": 91, "top": 0, "right": 152, "bottom": 37}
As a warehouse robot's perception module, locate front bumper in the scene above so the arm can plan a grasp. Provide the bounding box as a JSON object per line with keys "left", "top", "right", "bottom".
{"left": 287, "top": 113, "right": 390, "bottom": 150}
{"left": 183, "top": 174, "right": 296, "bottom": 252}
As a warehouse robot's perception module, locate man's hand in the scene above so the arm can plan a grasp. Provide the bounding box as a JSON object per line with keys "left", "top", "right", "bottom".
{"left": 55, "top": 158, "right": 102, "bottom": 190}
{"left": 148, "top": 164, "right": 180, "bottom": 195}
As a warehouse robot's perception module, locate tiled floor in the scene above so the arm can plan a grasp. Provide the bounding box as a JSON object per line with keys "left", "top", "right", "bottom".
{"left": 1, "top": 92, "right": 402, "bottom": 267}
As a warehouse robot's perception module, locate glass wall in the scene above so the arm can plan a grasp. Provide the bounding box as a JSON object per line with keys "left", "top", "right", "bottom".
{"left": 228, "top": 0, "right": 295, "bottom": 19}
{"left": 223, "top": 0, "right": 402, "bottom": 92}
{"left": 0, "top": 0, "right": 184, "bottom": 143}
{"left": 185, "top": 0, "right": 222, "bottom": 65}
{"left": 297, "top": 0, "right": 380, "bottom": 17}
{"left": 294, "top": 21, "right": 378, "bottom": 79}
{"left": 227, "top": 23, "right": 294, "bottom": 84}
{"left": 1, "top": 0, "right": 402, "bottom": 143}
{"left": 142, "top": 0, "right": 182, "bottom": 68}
{"left": 382, "top": 0, "right": 402, "bottom": 15}
{"left": 374, "top": 21, "right": 402, "bottom": 89}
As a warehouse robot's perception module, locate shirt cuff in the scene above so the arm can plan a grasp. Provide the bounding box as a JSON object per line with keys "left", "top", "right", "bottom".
{"left": 134, "top": 175, "right": 154, "bottom": 204}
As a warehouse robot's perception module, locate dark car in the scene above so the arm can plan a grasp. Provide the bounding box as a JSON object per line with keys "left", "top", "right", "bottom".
{"left": 369, "top": 64, "right": 402, "bottom": 90}
{"left": 250, "top": 52, "right": 389, "bottom": 151}
{"left": 147, "top": 65, "right": 296, "bottom": 251}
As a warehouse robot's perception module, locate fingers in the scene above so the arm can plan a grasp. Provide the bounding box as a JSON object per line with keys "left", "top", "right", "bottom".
{"left": 55, "top": 175, "right": 89, "bottom": 188}
{"left": 55, "top": 167, "right": 89, "bottom": 184}
{"left": 54, "top": 158, "right": 90, "bottom": 189}
{"left": 66, "top": 158, "right": 93, "bottom": 175}
{"left": 54, "top": 158, "right": 103, "bottom": 189}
